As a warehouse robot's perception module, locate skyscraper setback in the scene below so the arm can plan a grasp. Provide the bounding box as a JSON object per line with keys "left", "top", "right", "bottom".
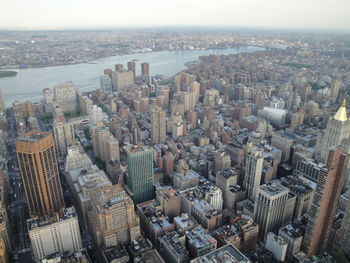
{"left": 16, "top": 131, "right": 65, "bottom": 218}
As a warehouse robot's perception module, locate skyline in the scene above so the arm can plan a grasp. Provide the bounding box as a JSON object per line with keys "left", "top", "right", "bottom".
{"left": 1, "top": 0, "right": 350, "bottom": 31}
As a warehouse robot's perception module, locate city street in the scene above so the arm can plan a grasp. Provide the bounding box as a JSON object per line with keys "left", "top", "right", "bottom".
{"left": 6, "top": 109, "right": 31, "bottom": 259}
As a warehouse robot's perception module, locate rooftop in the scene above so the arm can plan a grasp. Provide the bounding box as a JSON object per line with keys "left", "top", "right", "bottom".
{"left": 27, "top": 207, "right": 77, "bottom": 231}
{"left": 259, "top": 182, "right": 289, "bottom": 197}
{"left": 279, "top": 224, "right": 303, "bottom": 239}
{"left": 136, "top": 249, "right": 165, "bottom": 263}
{"left": 137, "top": 200, "right": 172, "bottom": 231}
{"left": 17, "top": 131, "right": 49, "bottom": 143}
{"left": 191, "top": 244, "right": 250, "bottom": 263}
{"left": 186, "top": 226, "right": 217, "bottom": 249}
{"left": 93, "top": 185, "right": 132, "bottom": 211}
{"left": 158, "top": 232, "right": 189, "bottom": 258}
{"left": 174, "top": 214, "right": 197, "bottom": 231}
{"left": 102, "top": 246, "right": 129, "bottom": 262}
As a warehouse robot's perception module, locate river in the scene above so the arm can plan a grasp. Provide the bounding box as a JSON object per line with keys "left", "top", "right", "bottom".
{"left": 0, "top": 46, "right": 264, "bottom": 106}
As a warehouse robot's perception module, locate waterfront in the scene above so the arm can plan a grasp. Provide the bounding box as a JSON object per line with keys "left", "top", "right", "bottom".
{"left": 0, "top": 46, "right": 263, "bottom": 105}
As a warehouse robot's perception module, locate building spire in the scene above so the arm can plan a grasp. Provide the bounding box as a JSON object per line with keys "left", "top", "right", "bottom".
{"left": 334, "top": 99, "right": 348, "bottom": 121}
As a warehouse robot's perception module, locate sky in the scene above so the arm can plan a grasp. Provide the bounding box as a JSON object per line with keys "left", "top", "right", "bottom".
{"left": 0, "top": 0, "right": 349, "bottom": 31}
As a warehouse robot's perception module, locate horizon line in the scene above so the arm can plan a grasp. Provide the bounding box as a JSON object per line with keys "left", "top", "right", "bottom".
{"left": 0, "top": 24, "right": 350, "bottom": 34}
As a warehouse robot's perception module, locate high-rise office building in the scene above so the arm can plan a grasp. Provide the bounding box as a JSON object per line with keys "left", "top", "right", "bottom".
{"left": 16, "top": 131, "right": 65, "bottom": 218}
{"left": 141, "top": 62, "right": 150, "bottom": 76}
{"left": 125, "top": 146, "right": 154, "bottom": 204}
{"left": 91, "top": 124, "right": 110, "bottom": 160}
{"left": 115, "top": 64, "right": 124, "bottom": 71}
{"left": 315, "top": 100, "right": 350, "bottom": 163}
{"left": 150, "top": 107, "right": 166, "bottom": 143}
{"left": 111, "top": 70, "right": 134, "bottom": 92}
{"left": 43, "top": 88, "right": 53, "bottom": 105}
{"left": 104, "top": 136, "right": 120, "bottom": 161}
{"left": 28, "top": 207, "right": 82, "bottom": 261}
{"left": 52, "top": 119, "right": 75, "bottom": 157}
{"left": 244, "top": 149, "right": 264, "bottom": 200}
{"left": 330, "top": 79, "right": 341, "bottom": 100}
{"left": 254, "top": 182, "right": 295, "bottom": 239}
{"left": 302, "top": 147, "right": 348, "bottom": 257}
{"left": 127, "top": 61, "right": 136, "bottom": 81}
{"left": 53, "top": 82, "right": 78, "bottom": 112}
{"left": 271, "top": 131, "right": 294, "bottom": 163}
{"left": 89, "top": 185, "right": 140, "bottom": 248}
{"left": 100, "top": 75, "right": 112, "bottom": 91}
{"left": 89, "top": 105, "right": 103, "bottom": 126}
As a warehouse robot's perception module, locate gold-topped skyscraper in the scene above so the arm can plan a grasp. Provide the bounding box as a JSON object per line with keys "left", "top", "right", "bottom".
{"left": 333, "top": 99, "right": 347, "bottom": 121}
{"left": 315, "top": 100, "right": 350, "bottom": 163}
{"left": 16, "top": 131, "right": 65, "bottom": 218}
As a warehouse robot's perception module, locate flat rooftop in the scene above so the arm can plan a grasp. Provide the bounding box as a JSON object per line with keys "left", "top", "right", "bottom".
{"left": 17, "top": 132, "right": 49, "bottom": 143}
{"left": 103, "top": 246, "right": 129, "bottom": 262}
{"left": 259, "top": 182, "right": 289, "bottom": 197}
{"left": 27, "top": 207, "right": 77, "bottom": 231}
{"left": 191, "top": 244, "right": 250, "bottom": 263}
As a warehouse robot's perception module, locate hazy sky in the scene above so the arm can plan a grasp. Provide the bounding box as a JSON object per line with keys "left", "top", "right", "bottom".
{"left": 1, "top": 0, "right": 349, "bottom": 30}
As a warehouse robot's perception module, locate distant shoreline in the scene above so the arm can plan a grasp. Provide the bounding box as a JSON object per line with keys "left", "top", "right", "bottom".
{"left": 0, "top": 70, "right": 18, "bottom": 78}
{"left": 0, "top": 45, "right": 263, "bottom": 70}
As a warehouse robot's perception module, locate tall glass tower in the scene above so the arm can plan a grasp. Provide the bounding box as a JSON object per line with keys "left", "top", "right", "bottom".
{"left": 126, "top": 145, "right": 154, "bottom": 204}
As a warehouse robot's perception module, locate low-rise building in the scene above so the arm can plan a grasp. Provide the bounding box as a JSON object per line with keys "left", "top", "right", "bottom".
{"left": 102, "top": 246, "right": 129, "bottom": 263}
{"left": 136, "top": 200, "right": 174, "bottom": 244}
{"left": 185, "top": 225, "right": 217, "bottom": 259}
{"left": 158, "top": 232, "right": 189, "bottom": 263}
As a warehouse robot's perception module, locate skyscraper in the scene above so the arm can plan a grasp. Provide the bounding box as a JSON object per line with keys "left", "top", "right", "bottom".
{"left": 28, "top": 207, "right": 82, "bottom": 261}
{"left": 150, "top": 107, "right": 166, "bottom": 143}
{"left": 53, "top": 82, "right": 78, "bottom": 112}
{"left": 254, "top": 182, "right": 295, "bottom": 239}
{"left": 89, "top": 185, "right": 140, "bottom": 248}
{"left": 88, "top": 105, "right": 103, "bottom": 126}
{"left": 52, "top": 119, "right": 75, "bottom": 156}
{"left": 302, "top": 146, "right": 348, "bottom": 257}
{"left": 91, "top": 124, "right": 110, "bottom": 160}
{"left": 141, "top": 62, "right": 150, "bottom": 76}
{"left": 100, "top": 75, "right": 112, "bottom": 91}
{"left": 315, "top": 100, "right": 350, "bottom": 163}
{"left": 111, "top": 70, "right": 134, "bottom": 91}
{"left": 43, "top": 88, "right": 53, "bottom": 104}
{"left": 16, "top": 131, "right": 65, "bottom": 218}
{"left": 244, "top": 149, "right": 264, "bottom": 200}
{"left": 125, "top": 145, "right": 154, "bottom": 204}
{"left": 127, "top": 61, "right": 136, "bottom": 81}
